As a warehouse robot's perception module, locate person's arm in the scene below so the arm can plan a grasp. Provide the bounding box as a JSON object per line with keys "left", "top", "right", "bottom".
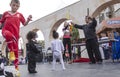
{"left": 20, "top": 14, "right": 32, "bottom": 26}
{"left": 74, "top": 24, "right": 84, "bottom": 29}
{"left": 71, "top": 22, "right": 84, "bottom": 29}
{"left": 31, "top": 41, "right": 41, "bottom": 53}
{"left": 23, "top": 15, "right": 32, "bottom": 26}
{"left": 90, "top": 17, "right": 97, "bottom": 28}
{"left": 62, "top": 25, "right": 69, "bottom": 31}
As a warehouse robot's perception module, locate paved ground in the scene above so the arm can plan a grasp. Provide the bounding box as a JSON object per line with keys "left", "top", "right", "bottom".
{"left": 5, "top": 60, "right": 120, "bottom": 77}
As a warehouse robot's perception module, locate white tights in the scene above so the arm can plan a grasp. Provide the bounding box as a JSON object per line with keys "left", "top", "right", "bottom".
{"left": 52, "top": 52, "right": 65, "bottom": 70}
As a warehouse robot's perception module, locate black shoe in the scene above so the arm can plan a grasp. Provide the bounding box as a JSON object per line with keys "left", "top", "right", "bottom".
{"left": 68, "top": 60, "right": 73, "bottom": 64}
{"left": 97, "top": 59, "right": 103, "bottom": 64}
{"left": 29, "top": 71, "right": 37, "bottom": 73}
{"left": 89, "top": 62, "right": 96, "bottom": 64}
{"left": 97, "top": 61, "right": 102, "bottom": 64}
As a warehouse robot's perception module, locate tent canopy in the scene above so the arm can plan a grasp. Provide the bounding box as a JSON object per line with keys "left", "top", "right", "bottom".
{"left": 96, "top": 16, "right": 120, "bottom": 34}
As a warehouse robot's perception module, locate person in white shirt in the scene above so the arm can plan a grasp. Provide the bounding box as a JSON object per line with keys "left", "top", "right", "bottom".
{"left": 97, "top": 35, "right": 105, "bottom": 60}
{"left": 51, "top": 30, "right": 66, "bottom": 71}
{"left": 100, "top": 32, "right": 110, "bottom": 60}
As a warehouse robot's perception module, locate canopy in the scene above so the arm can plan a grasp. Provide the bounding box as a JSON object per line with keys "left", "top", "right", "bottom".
{"left": 96, "top": 16, "right": 120, "bottom": 34}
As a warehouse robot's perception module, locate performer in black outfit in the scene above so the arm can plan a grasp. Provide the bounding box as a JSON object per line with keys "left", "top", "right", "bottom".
{"left": 71, "top": 16, "right": 102, "bottom": 64}
{"left": 26, "top": 31, "right": 39, "bottom": 73}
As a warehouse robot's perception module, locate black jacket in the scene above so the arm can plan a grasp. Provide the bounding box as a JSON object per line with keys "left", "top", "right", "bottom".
{"left": 74, "top": 18, "right": 97, "bottom": 40}
{"left": 26, "top": 40, "right": 40, "bottom": 54}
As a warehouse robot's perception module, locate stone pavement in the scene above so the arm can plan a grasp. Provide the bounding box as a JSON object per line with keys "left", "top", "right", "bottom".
{"left": 6, "top": 60, "right": 120, "bottom": 77}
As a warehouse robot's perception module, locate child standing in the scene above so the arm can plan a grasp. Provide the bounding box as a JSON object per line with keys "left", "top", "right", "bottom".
{"left": 26, "top": 31, "right": 39, "bottom": 73}
{"left": 0, "top": 0, "right": 32, "bottom": 76}
{"left": 51, "top": 30, "right": 66, "bottom": 71}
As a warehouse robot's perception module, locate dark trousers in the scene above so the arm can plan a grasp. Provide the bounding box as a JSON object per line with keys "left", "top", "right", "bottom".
{"left": 86, "top": 38, "right": 102, "bottom": 63}
{"left": 63, "top": 38, "right": 72, "bottom": 60}
{"left": 103, "top": 48, "right": 110, "bottom": 60}
{"left": 28, "top": 53, "right": 36, "bottom": 72}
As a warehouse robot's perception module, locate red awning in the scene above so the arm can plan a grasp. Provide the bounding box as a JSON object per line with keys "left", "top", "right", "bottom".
{"left": 96, "top": 16, "right": 120, "bottom": 34}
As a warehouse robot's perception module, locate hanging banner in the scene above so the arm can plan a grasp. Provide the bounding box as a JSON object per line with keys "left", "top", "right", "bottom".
{"left": 97, "top": 16, "right": 120, "bottom": 34}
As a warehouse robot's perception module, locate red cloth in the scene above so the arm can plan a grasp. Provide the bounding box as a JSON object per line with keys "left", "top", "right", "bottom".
{"left": 0, "top": 11, "right": 26, "bottom": 39}
{"left": 73, "top": 58, "right": 90, "bottom": 63}
{"left": 0, "top": 11, "right": 26, "bottom": 69}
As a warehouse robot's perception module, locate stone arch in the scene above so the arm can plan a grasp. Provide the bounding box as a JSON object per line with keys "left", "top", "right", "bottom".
{"left": 21, "top": 28, "right": 45, "bottom": 57}
{"left": 92, "top": 0, "right": 120, "bottom": 17}
{"left": 49, "top": 18, "right": 68, "bottom": 39}
{"left": 19, "top": 36, "right": 26, "bottom": 57}
{"left": 25, "top": 28, "right": 45, "bottom": 42}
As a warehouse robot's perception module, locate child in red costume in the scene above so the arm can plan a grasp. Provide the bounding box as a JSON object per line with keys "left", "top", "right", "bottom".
{"left": 0, "top": 0, "right": 32, "bottom": 75}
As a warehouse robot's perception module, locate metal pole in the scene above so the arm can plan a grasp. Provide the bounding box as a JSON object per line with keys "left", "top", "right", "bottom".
{"left": 87, "top": 8, "right": 89, "bottom": 16}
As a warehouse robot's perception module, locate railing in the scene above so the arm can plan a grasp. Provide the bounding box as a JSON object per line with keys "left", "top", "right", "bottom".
{"left": 71, "top": 39, "right": 117, "bottom": 53}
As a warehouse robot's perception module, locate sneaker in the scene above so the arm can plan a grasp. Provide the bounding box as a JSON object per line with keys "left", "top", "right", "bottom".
{"left": 16, "top": 67, "right": 19, "bottom": 71}
{"left": 9, "top": 51, "right": 15, "bottom": 61}
{"left": 68, "top": 60, "right": 73, "bottom": 64}
{"left": 29, "top": 71, "right": 37, "bottom": 73}
{"left": 51, "top": 68, "right": 55, "bottom": 71}
{"left": 63, "top": 68, "right": 66, "bottom": 70}
{"left": 15, "top": 70, "right": 20, "bottom": 77}
{"left": 97, "top": 61, "right": 102, "bottom": 64}
{"left": 33, "top": 71, "right": 37, "bottom": 73}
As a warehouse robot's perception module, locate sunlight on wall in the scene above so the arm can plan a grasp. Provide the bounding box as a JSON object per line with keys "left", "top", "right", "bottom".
{"left": 57, "top": 23, "right": 64, "bottom": 38}
{"left": 18, "top": 37, "right": 23, "bottom": 49}
{"left": 36, "top": 30, "right": 44, "bottom": 41}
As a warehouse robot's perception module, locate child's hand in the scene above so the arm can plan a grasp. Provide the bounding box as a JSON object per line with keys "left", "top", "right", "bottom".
{"left": 24, "top": 15, "right": 32, "bottom": 26}
{"left": 27, "top": 15, "right": 32, "bottom": 21}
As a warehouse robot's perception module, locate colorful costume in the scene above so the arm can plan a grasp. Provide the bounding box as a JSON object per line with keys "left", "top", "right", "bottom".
{"left": 0, "top": 11, "right": 26, "bottom": 69}
{"left": 63, "top": 26, "right": 72, "bottom": 61}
